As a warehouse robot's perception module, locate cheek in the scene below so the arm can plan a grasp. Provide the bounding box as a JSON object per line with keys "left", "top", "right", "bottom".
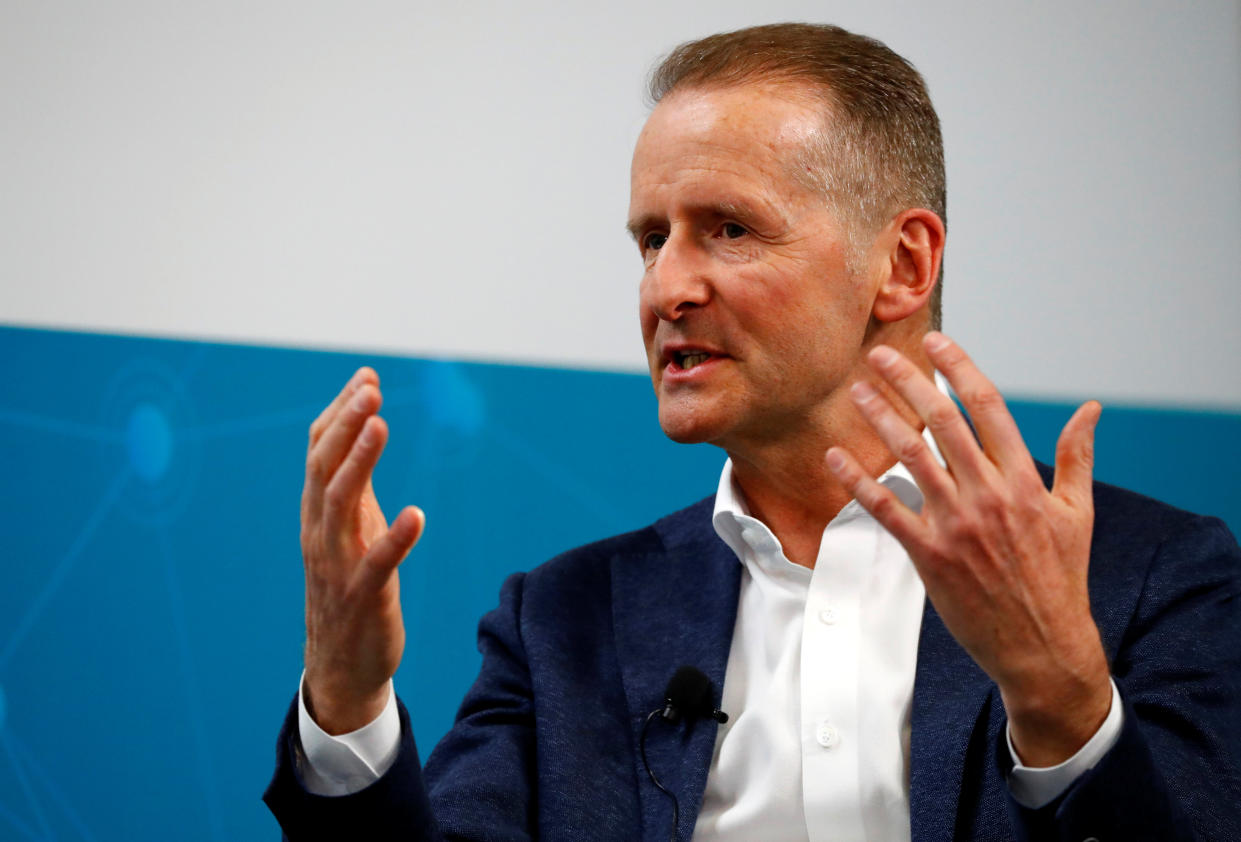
{"left": 638, "top": 304, "right": 660, "bottom": 363}
{"left": 638, "top": 298, "right": 657, "bottom": 339}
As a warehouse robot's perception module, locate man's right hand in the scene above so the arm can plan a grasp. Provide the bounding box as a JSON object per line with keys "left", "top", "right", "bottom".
{"left": 301, "top": 367, "right": 425, "bottom": 735}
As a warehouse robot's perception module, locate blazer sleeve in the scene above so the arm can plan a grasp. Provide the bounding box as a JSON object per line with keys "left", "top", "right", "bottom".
{"left": 263, "top": 572, "right": 538, "bottom": 841}
{"left": 1001, "top": 515, "right": 1241, "bottom": 841}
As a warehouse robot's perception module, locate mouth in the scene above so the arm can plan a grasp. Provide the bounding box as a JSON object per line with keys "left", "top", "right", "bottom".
{"left": 675, "top": 351, "right": 713, "bottom": 371}
{"left": 661, "top": 345, "right": 728, "bottom": 375}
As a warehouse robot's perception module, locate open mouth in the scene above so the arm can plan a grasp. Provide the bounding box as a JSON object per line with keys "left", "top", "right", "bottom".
{"left": 666, "top": 348, "right": 724, "bottom": 372}
{"left": 676, "top": 351, "right": 712, "bottom": 371}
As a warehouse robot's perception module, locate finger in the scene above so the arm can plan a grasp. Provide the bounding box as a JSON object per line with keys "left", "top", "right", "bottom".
{"left": 848, "top": 379, "right": 958, "bottom": 504}
{"left": 866, "top": 345, "right": 992, "bottom": 482}
{"left": 826, "top": 446, "right": 927, "bottom": 550}
{"left": 1052, "top": 401, "right": 1101, "bottom": 508}
{"left": 323, "top": 415, "right": 389, "bottom": 533}
{"left": 309, "top": 367, "right": 379, "bottom": 448}
{"left": 923, "top": 332, "right": 1035, "bottom": 474}
{"left": 304, "top": 384, "right": 382, "bottom": 522}
{"left": 356, "top": 506, "right": 425, "bottom": 592}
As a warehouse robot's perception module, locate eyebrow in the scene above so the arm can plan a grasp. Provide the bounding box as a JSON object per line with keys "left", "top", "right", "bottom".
{"left": 625, "top": 214, "right": 657, "bottom": 242}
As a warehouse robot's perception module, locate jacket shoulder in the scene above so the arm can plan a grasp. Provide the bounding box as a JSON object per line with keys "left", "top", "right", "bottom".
{"left": 1088, "top": 476, "right": 1237, "bottom": 563}
{"left": 1032, "top": 460, "right": 1234, "bottom": 548}
{"left": 523, "top": 495, "right": 717, "bottom": 585}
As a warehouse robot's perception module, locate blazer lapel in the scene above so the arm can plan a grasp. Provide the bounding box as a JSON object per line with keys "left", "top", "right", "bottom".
{"left": 909, "top": 599, "right": 996, "bottom": 842}
{"left": 611, "top": 499, "right": 742, "bottom": 841}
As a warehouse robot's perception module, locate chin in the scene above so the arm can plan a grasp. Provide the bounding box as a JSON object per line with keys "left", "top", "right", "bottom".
{"left": 657, "top": 403, "right": 727, "bottom": 446}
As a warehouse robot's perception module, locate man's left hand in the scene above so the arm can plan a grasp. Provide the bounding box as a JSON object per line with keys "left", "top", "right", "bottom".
{"left": 825, "top": 331, "right": 1111, "bottom": 767}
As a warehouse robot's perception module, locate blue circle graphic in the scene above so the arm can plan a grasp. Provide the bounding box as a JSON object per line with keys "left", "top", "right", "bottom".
{"left": 127, "top": 403, "right": 173, "bottom": 482}
{"left": 0, "top": 683, "right": 6, "bottom": 730}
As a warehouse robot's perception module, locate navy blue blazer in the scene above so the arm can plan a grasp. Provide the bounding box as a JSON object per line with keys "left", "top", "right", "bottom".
{"left": 266, "top": 474, "right": 1241, "bottom": 840}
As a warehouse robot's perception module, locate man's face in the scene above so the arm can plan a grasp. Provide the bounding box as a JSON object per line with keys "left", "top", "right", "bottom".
{"left": 629, "top": 83, "right": 878, "bottom": 451}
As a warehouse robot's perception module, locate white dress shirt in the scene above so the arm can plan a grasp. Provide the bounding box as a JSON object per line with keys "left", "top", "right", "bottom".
{"left": 297, "top": 421, "right": 1123, "bottom": 834}
{"left": 695, "top": 441, "right": 1122, "bottom": 840}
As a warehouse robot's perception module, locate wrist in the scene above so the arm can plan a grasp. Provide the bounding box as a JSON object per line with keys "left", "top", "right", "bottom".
{"left": 1001, "top": 663, "right": 1112, "bottom": 767}
{"left": 302, "top": 670, "right": 391, "bottom": 736}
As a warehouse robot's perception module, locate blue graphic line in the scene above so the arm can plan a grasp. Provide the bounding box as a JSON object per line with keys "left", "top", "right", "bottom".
{"left": 158, "top": 528, "right": 224, "bottom": 842}
{"left": 0, "top": 409, "right": 120, "bottom": 444}
{"left": 10, "top": 729, "right": 98, "bottom": 842}
{"left": 0, "top": 729, "right": 54, "bottom": 841}
{"left": 179, "top": 406, "right": 321, "bottom": 441}
{"left": 177, "top": 383, "right": 427, "bottom": 442}
{"left": 0, "top": 795, "right": 41, "bottom": 842}
{"left": 486, "top": 424, "right": 622, "bottom": 527}
{"left": 0, "top": 469, "right": 130, "bottom": 671}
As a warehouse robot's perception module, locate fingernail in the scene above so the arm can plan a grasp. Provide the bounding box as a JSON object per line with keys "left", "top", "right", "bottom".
{"left": 924, "top": 332, "right": 949, "bottom": 352}
{"left": 825, "top": 449, "right": 845, "bottom": 471}
{"left": 870, "top": 346, "right": 898, "bottom": 368}
{"left": 351, "top": 390, "right": 370, "bottom": 411}
{"left": 851, "top": 380, "right": 878, "bottom": 402}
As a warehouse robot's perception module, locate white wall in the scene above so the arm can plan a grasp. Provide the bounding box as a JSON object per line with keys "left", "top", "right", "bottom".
{"left": 3, "top": 0, "right": 1239, "bottom": 409}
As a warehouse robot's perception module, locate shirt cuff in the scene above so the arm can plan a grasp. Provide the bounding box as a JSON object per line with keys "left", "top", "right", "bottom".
{"left": 1005, "top": 677, "right": 1123, "bottom": 809}
{"left": 294, "top": 671, "right": 402, "bottom": 796}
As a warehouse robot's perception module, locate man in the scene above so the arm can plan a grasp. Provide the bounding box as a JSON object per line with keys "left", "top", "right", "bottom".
{"left": 265, "top": 23, "right": 1241, "bottom": 840}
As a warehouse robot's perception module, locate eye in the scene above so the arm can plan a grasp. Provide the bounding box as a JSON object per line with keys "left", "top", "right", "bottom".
{"left": 721, "top": 222, "right": 747, "bottom": 239}
{"left": 643, "top": 232, "right": 668, "bottom": 251}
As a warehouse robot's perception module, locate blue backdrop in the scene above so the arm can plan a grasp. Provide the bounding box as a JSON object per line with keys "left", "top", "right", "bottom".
{"left": 1, "top": 324, "right": 1237, "bottom": 840}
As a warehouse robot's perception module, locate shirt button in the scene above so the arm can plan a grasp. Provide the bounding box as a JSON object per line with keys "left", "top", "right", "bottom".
{"left": 818, "top": 608, "right": 838, "bottom": 625}
{"left": 815, "top": 721, "right": 840, "bottom": 749}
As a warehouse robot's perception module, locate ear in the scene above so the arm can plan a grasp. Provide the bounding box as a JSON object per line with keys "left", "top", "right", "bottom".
{"left": 871, "top": 208, "right": 945, "bottom": 324}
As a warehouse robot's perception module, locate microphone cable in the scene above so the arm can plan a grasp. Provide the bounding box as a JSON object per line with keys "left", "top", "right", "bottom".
{"left": 640, "top": 665, "right": 729, "bottom": 842}
{"left": 640, "top": 709, "right": 680, "bottom": 842}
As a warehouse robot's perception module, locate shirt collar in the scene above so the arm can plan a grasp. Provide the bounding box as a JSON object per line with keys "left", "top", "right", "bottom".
{"left": 711, "top": 372, "right": 949, "bottom": 563}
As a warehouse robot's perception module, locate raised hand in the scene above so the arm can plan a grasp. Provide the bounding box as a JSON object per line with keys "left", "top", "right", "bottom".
{"left": 301, "top": 367, "right": 425, "bottom": 735}
{"left": 825, "top": 332, "right": 1111, "bottom": 766}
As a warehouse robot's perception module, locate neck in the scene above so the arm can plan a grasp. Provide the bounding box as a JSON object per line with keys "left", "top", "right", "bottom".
{"left": 724, "top": 343, "right": 931, "bottom": 568}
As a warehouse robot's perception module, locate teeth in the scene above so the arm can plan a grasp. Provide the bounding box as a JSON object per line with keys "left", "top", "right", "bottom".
{"left": 680, "top": 352, "right": 710, "bottom": 370}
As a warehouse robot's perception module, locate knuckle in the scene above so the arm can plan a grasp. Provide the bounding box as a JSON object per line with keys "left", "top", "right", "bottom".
{"left": 895, "top": 436, "right": 925, "bottom": 464}
{"left": 305, "top": 449, "right": 328, "bottom": 483}
{"left": 927, "top": 402, "right": 960, "bottom": 431}
{"left": 963, "top": 387, "right": 1005, "bottom": 414}
{"left": 867, "top": 489, "right": 898, "bottom": 518}
{"left": 919, "top": 541, "right": 951, "bottom": 570}
{"left": 1013, "top": 470, "right": 1046, "bottom": 501}
{"left": 944, "top": 511, "right": 976, "bottom": 541}
{"left": 323, "top": 481, "right": 348, "bottom": 513}
{"left": 972, "top": 486, "right": 1002, "bottom": 515}
{"left": 996, "top": 503, "right": 1023, "bottom": 534}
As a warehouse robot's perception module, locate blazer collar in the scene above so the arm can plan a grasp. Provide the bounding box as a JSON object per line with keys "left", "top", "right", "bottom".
{"left": 611, "top": 496, "right": 741, "bottom": 841}
{"left": 609, "top": 495, "right": 999, "bottom": 842}
{"left": 910, "top": 599, "right": 997, "bottom": 842}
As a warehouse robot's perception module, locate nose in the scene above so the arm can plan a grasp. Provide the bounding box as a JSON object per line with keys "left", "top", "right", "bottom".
{"left": 640, "top": 234, "right": 712, "bottom": 322}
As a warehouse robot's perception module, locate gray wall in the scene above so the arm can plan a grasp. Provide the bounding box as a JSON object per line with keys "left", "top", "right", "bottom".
{"left": 4, "top": 0, "right": 1239, "bottom": 408}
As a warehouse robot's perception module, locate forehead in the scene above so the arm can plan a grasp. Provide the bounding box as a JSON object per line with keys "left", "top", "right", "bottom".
{"left": 629, "top": 83, "right": 827, "bottom": 210}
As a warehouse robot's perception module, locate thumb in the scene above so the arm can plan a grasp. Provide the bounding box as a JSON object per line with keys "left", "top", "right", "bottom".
{"left": 1052, "top": 401, "right": 1101, "bottom": 506}
{"left": 357, "top": 505, "right": 425, "bottom": 591}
